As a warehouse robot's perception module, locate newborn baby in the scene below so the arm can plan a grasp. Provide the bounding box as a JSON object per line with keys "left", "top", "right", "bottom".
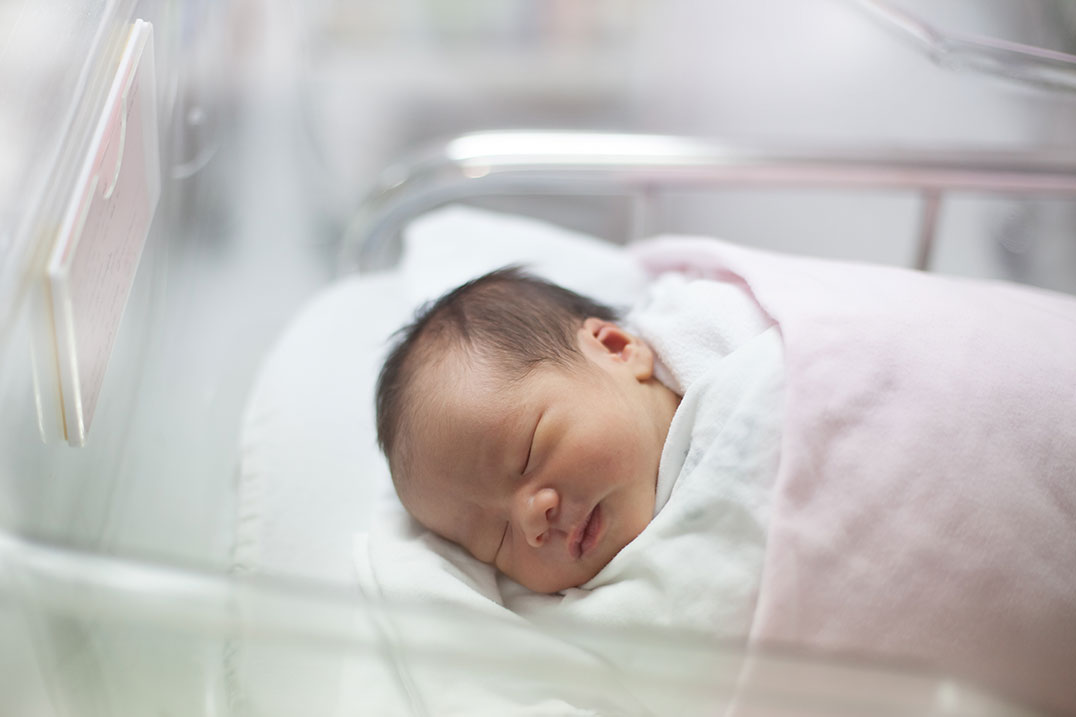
{"left": 371, "top": 240, "right": 1076, "bottom": 715}
{"left": 375, "top": 267, "right": 681, "bottom": 593}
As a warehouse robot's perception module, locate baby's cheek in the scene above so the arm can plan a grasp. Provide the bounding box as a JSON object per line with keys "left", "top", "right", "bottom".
{"left": 606, "top": 433, "right": 639, "bottom": 473}
{"left": 577, "top": 448, "right": 615, "bottom": 487}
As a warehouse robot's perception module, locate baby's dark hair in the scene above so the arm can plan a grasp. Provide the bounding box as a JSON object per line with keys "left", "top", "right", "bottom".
{"left": 375, "top": 267, "right": 617, "bottom": 476}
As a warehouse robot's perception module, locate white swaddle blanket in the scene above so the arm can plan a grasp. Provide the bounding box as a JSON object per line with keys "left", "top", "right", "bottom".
{"left": 353, "top": 273, "right": 784, "bottom": 714}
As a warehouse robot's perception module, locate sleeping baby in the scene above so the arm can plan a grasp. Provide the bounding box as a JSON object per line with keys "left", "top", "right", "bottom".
{"left": 374, "top": 267, "right": 683, "bottom": 594}
{"left": 373, "top": 239, "right": 1076, "bottom": 715}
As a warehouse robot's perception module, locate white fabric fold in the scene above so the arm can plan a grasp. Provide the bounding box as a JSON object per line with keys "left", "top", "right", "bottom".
{"left": 626, "top": 273, "right": 774, "bottom": 513}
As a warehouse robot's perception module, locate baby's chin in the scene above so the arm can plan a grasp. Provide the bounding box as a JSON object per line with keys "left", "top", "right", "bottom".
{"left": 505, "top": 560, "right": 606, "bottom": 595}
{"left": 510, "top": 573, "right": 592, "bottom": 595}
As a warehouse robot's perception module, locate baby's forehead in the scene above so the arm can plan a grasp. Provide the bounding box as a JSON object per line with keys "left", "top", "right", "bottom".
{"left": 406, "top": 348, "right": 510, "bottom": 433}
{"left": 403, "top": 334, "right": 593, "bottom": 455}
{"left": 400, "top": 358, "right": 523, "bottom": 503}
{"left": 411, "top": 341, "right": 507, "bottom": 399}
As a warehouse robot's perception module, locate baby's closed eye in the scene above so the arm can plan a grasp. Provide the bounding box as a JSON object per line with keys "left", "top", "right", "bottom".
{"left": 522, "top": 411, "right": 543, "bottom": 476}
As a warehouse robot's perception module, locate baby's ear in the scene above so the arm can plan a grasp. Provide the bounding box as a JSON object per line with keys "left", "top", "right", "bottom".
{"left": 581, "top": 318, "right": 654, "bottom": 381}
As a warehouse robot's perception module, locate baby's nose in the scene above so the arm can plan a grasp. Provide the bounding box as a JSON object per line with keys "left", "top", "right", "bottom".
{"left": 518, "top": 488, "right": 559, "bottom": 548}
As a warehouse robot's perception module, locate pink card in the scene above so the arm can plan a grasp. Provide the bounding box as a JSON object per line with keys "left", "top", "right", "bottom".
{"left": 48, "top": 20, "right": 160, "bottom": 446}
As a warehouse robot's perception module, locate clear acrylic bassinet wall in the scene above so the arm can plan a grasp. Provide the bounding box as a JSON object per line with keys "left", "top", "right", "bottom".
{"left": 3, "top": 2, "right": 1076, "bottom": 715}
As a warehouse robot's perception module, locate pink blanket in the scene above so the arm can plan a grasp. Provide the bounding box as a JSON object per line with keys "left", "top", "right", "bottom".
{"left": 634, "top": 238, "right": 1076, "bottom": 715}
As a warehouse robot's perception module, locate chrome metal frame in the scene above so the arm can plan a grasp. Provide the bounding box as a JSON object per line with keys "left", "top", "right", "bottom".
{"left": 852, "top": 0, "right": 1076, "bottom": 94}
{"left": 341, "top": 131, "right": 1076, "bottom": 274}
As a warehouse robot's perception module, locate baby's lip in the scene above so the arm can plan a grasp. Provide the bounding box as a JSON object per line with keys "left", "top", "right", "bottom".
{"left": 568, "top": 504, "right": 602, "bottom": 560}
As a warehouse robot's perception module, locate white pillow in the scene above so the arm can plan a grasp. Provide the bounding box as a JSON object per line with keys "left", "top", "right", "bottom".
{"left": 234, "top": 206, "right": 649, "bottom": 586}
{"left": 401, "top": 205, "right": 648, "bottom": 311}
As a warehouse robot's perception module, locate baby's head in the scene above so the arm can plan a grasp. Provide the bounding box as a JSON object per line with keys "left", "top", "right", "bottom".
{"left": 376, "top": 268, "right": 680, "bottom": 593}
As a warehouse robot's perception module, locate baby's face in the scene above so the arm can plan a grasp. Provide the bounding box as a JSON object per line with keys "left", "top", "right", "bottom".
{"left": 400, "top": 319, "right": 679, "bottom": 594}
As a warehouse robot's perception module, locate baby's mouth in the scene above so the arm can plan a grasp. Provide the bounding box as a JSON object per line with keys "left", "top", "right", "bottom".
{"left": 570, "top": 504, "right": 603, "bottom": 560}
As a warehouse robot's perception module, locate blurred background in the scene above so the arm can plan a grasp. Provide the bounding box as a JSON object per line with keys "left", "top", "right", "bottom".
{"left": 1, "top": 1, "right": 1075, "bottom": 714}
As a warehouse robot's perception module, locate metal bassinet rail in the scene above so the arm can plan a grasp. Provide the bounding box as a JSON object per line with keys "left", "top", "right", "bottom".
{"left": 341, "top": 130, "right": 1076, "bottom": 274}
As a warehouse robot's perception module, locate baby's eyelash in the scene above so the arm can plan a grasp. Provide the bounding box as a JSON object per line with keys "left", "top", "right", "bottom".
{"left": 522, "top": 412, "right": 542, "bottom": 475}
{"left": 522, "top": 439, "right": 534, "bottom": 475}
